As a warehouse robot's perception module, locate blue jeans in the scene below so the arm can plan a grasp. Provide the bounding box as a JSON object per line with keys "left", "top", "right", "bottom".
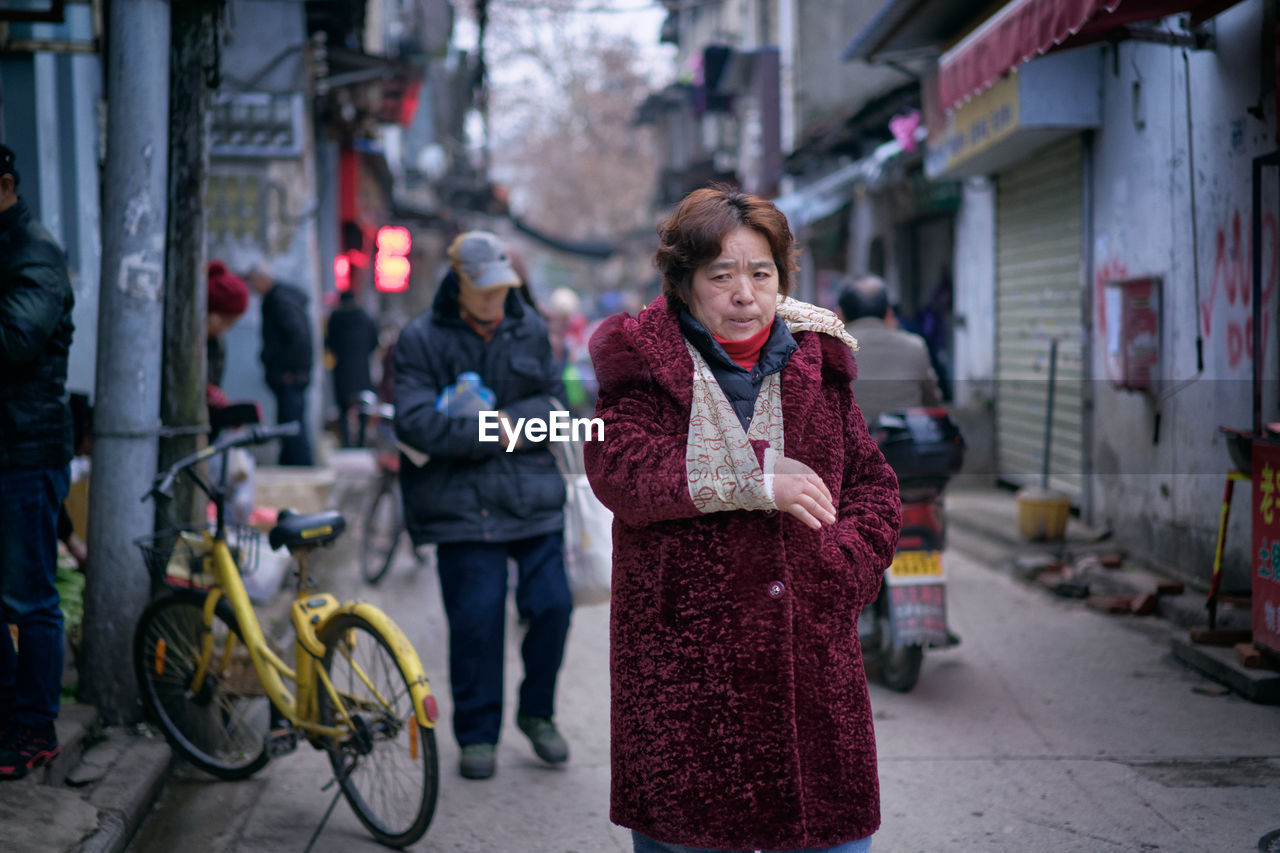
{"left": 272, "top": 382, "right": 313, "bottom": 466}
{"left": 436, "top": 532, "right": 572, "bottom": 746}
{"left": 0, "top": 466, "right": 70, "bottom": 728}
{"left": 632, "top": 831, "right": 872, "bottom": 853}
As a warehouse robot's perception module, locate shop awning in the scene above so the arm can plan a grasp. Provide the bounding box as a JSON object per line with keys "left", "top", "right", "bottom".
{"left": 773, "top": 130, "right": 922, "bottom": 229}
{"left": 938, "top": 0, "right": 1118, "bottom": 110}
{"left": 937, "top": 0, "right": 1241, "bottom": 110}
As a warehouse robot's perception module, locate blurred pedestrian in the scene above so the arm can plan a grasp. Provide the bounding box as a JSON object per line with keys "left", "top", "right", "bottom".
{"left": 247, "top": 261, "right": 314, "bottom": 465}
{"left": 547, "top": 288, "right": 594, "bottom": 417}
{"left": 56, "top": 392, "right": 93, "bottom": 572}
{"left": 324, "top": 290, "right": 379, "bottom": 447}
{"left": 585, "top": 186, "right": 901, "bottom": 852}
{"left": 375, "top": 321, "right": 401, "bottom": 406}
{"left": 206, "top": 259, "right": 249, "bottom": 414}
{"left": 837, "top": 274, "right": 942, "bottom": 425}
{"left": 0, "top": 143, "right": 76, "bottom": 779}
{"left": 394, "top": 231, "right": 572, "bottom": 781}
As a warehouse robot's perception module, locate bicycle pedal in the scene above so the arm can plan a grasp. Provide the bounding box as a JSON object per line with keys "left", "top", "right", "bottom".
{"left": 266, "top": 727, "right": 300, "bottom": 758}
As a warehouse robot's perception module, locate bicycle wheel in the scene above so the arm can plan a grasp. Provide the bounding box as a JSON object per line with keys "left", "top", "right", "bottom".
{"left": 318, "top": 613, "right": 438, "bottom": 848}
{"left": 361, "top": 478, "right": 403, "bottom": 586}
{"left": 133, "top": 591, "right": 271, "bottom": 779}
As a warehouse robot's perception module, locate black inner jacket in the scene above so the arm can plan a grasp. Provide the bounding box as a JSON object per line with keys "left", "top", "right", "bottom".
{"left": 677, "top": 306, "right": 797, "bottom": 432}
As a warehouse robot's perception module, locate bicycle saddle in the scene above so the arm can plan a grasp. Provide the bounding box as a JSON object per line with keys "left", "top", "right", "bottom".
{"left": 268, "top": 509, "right": 347, "bottom": 551}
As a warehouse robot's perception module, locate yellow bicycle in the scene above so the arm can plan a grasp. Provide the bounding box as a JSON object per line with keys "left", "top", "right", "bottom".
{"left": 132, "top": 423, "right": 439, "bottom": 848}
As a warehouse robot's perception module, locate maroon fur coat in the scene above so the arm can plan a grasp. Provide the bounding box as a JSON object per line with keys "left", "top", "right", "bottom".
{"left": 585, "top": 297, "right": 901, "bottom": 850}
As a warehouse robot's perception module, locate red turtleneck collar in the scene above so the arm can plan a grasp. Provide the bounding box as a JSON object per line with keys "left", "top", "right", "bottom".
{"left": 714, "top": 323, "right": 772, "bottom": 371}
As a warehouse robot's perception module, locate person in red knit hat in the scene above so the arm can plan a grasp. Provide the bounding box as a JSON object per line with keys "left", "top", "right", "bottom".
{"left": 207, "top": 259, "right": 249, "bottom": 412}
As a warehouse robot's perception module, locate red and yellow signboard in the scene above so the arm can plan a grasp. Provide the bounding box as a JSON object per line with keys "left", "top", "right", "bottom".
{"left": 1253, "top": 440, "right": 1280, "bottom": 653}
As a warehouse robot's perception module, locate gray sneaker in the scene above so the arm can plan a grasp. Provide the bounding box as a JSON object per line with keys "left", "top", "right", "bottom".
{"left": 459, "top": 743, "right": 495, "bottom": 779}
{"left": 516, "top": 713, "right": 568, "bottom": 764}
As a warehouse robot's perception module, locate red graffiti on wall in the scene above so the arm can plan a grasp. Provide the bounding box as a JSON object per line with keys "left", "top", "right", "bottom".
{"left": 1199, "top": 210, "right": 1280, "bottom": 371}
{"left": 1094, "top": 258, "right": 1129, "bottom": 334}
{"left": 1094, "top": 258, "right": 1129, "bottom": 384}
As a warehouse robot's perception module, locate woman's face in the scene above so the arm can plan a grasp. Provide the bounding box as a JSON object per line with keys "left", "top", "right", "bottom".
{"left": 687, "top": 226, "right": 779, "bottom": 341}
{"left": 207, "top": 311, "right": 238, "bottom": 339}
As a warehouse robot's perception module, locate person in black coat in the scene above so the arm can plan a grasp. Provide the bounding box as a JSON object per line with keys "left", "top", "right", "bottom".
{"left": 325, "top": 290, "right": 379, "bottom": 447}
{"left": 248, "top": 262, "right": 314, "bottom": 465}
{"left": 393, "top": 231, "right": 571, "bottom": 781}
{"left": 0, "top": 144, "right": 75, "bottom": 778}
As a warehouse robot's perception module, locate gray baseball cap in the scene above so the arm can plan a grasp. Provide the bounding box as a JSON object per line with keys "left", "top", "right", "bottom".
{"left": 447, "top": 231, "right": 521, "bottom": 290}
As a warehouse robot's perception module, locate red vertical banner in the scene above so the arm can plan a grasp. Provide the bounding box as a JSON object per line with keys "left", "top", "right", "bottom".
{"left": 1253, "top": 440, "right": 1280, "bottom": 653}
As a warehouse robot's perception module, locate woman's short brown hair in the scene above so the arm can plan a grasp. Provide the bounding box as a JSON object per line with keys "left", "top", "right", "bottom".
{"left": 654, "top": 184, "right": 799, "bottom": 309}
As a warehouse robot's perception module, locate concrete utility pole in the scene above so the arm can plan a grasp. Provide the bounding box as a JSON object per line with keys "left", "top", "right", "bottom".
{"left": 158, "top": 0, "right": 220, "bottom": 528}
{"left": 83, "top": 0, "right": 171, "bottom": 725}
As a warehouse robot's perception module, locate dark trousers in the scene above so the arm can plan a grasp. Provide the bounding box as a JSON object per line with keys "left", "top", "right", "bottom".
{"left": 334, "top": 383, "right": 368, "bottom": 448}
{"left": 0, "top": 466, "right": 70, "bottom": 728}
{"left": 272, "top": 382, "right": 313, "bottom": 466}
{"left": 435, "top": 532, "right": 572, "bottom": 747}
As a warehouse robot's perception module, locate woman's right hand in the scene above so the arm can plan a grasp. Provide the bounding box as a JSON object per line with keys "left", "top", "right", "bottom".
{"left": 772, "top": 456, "right": 836, "bottom": 529}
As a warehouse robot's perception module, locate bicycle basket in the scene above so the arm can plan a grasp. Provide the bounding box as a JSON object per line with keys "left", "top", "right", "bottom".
{"left": 135, "top": 525, "right": 261, "bottom": 591}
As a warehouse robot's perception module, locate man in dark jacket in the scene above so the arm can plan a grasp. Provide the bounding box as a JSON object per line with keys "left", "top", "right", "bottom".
{"left": 0, "top": 144, "right": 75, "bottom": 779}
{"left": 325, "top": 290, "right": 379, "bottom": 447}
{"left": 248, "top": 262, "right": 314, "bottom": 465}
{"left": 394, "top": 231, "right": 571, "bottom": 781}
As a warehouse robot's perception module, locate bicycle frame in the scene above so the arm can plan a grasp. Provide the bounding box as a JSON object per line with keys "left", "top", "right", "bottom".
{"left": 152, "top": 429, "right": 438, "bottom": 737}
{"left": 192, "top": 536, "right": 437, "bottom": 737}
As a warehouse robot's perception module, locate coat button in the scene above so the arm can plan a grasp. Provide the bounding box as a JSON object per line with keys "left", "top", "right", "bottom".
{"left": 480, "top": 509, "right": 489, "bottom": 517}
{"left": 767, "top": 580, "right": 785, "bottom": 599}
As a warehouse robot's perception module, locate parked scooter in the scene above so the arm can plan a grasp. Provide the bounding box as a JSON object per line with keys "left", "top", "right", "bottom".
{"left": 858, "top": 408, "right": 965, "bottom": 692}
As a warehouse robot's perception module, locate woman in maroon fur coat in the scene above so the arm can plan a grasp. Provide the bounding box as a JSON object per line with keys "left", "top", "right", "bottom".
{"left": 584, "top": 187, "right": 901, "bottom": 853}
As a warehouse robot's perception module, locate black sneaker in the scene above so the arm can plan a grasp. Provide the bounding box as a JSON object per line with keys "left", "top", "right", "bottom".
{"left": 516, "top": 713, "right": 568, "bottom": 764}
{"left": 458, "top": 743, "right": 495, "bottom": 780}
{"left": 0, "top": 722, "right": 59, "bottom": 780}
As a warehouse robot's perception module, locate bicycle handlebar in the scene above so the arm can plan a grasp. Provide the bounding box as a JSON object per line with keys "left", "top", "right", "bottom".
{"left": 143, "top": 421, "right": 302, "bottom": 502}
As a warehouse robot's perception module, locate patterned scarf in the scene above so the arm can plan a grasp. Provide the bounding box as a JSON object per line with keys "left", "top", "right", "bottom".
{"left": 684, "top": 296, "right": 857, "bottom": 514}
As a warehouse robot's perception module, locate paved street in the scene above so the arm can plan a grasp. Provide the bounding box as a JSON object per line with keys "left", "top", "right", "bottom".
{"left": 129, "top": 524, "right": 1280, "bottom": 853}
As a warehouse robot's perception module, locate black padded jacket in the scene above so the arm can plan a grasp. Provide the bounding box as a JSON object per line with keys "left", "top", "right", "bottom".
{"left": 392, "top": 271, "right": 566, "bottom": 545}
{"left": 260, "top": 282, "right": 313, "bottom": 389}
{"left": 0, "top": 198, "right": 74, "bottom": 471}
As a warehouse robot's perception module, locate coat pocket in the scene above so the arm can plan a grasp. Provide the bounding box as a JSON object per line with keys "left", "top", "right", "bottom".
{"left": 504, "top": 355, "right": 547, "bottom": 401}
{"left": 833, "top": 532, "right": 883, "bottom": 610}
{"left": 490, "top": 450, "right": 566, "bottom": 520}
{"left": 817, "top": 532, "right": 861, "bottom": 607}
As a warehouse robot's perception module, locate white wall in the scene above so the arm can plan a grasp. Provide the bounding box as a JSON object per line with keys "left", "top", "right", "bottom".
{"left": 792, "top": 0, "right": 904, "bottom": 140}
{"left": 1088, "top": 0, "right": 1275, "bottom": 586}
{"left": 953, "top": 176, "right": 996, "bottom": 408}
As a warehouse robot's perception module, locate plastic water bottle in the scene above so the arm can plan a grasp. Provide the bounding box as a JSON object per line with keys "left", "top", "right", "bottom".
{"left": 435, "top": 372, "right": 496, "bottom": 418}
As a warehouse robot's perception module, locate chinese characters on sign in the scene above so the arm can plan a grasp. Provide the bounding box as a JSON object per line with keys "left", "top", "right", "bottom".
{"left": 1253, "top": 441, "right": 1280, "bottom": 653}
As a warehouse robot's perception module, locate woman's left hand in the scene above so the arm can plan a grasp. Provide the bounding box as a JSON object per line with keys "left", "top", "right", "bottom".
{"left": 773, "top": 456, "right": 837, "bottom": 529}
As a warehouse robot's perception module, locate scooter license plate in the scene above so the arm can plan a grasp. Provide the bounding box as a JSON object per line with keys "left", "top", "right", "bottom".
{"left": 889, "top": 549, "right": 942, "bottom": 581}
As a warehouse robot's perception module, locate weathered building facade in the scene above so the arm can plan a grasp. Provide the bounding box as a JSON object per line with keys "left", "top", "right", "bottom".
{"left": 641, "top": 0, "right": 1277, "bottom": 591}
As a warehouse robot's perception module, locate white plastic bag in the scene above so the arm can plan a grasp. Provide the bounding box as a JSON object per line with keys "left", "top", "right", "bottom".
{"left": 209, "top": 430, "right": 256, "bottom": 527}
{"left": 235, "top": 527, "right": 290, "bottom": 605}
{"left": 554, "top": 440, "right": 612, "bottom": 607}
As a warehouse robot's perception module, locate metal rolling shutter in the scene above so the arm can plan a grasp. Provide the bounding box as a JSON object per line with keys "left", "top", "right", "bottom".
{"left": 995, "top": 136, "right": 1085, "bottom": 501}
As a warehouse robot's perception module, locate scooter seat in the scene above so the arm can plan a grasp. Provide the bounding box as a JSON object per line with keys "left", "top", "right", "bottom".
{"left": 269, "top": 509, "right": 346, "bottom": 551}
